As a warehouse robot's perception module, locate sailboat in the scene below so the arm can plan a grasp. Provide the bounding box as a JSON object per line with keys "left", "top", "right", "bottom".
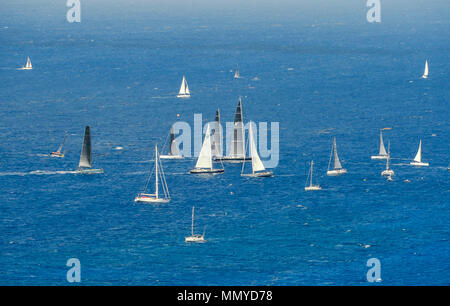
{"left": 241, "top": 123, "right": 273, "bottom": 177}
{"left": 371, "top": 130, "right": 389, "bottom": 160}
{"left": 20, "top": 57, "right": 32, "bottom": 70}
{"left": 215, "top": 98, "right": 251, "bottom": 163}
{"left": 381, "top": 141, "right": 394, "bottom": 176}
{"left": 410, "top": 139, "right": 429, "bottom": 166}
{"left": 211, "top": 109, "right": 223, "bottom": 159}
{"left": 234, "top": 67, "right": 240, "bottom": 79}
{"left": 160, "top": 127, "right": 183, "bottom": 159}
{"left": 75, "top": 126, "right": 103, "bottom": 174}
{"left": 327, "top": 137, "right": 347, "bottom": 176}
{"left": 422, "top": 60, "right": 429, "bottom": 79}
{"left": 305, "top": 160, "right": 322, "bottom": 191}
{"left": 51, "top": 133, "right": 68, "bottom": 158}
{"left": 135, "top": 145, "right": 171, "bottom": 203}
{"left": 177, "top": 76, "right": 190, "bottom": 98}
{"left": 185, "top": 206, "right": 206, "bottom": 243}
{"left": 190, "top": 124, "right": 224, "bottom": 174}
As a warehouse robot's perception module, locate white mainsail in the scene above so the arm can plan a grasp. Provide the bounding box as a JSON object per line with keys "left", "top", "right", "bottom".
{"left": 413, "top": 140, "right": 422, "bottom": 163}
{"left": 332, "top": 137, "right": 342, "bottom": 170}
{"left": 26, "top": 57, "right": 32, "bottom": 69}
{"left": 248, "top": 124, "right": 265, "bottom": 173}
{"left": 234, "top": 68, "right": 240, "bottom": 78}
{"left": 422, "top": 60, "right": 429, "bottom": 79}
{"left": 379, "top": 131, "right": 387, "bottom": 156}
{"left": 178, "top": 76, "right": 190, "bottom": 97}
{"left": 195, "top": 124, "right": 213, "bottom": 169}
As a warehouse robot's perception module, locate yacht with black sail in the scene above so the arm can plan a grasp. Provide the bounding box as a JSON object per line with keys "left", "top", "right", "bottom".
{"left": 75, "top": 126, "right": 103, "bottom": 174}
{"left": 160, "top": 127, "right": 183, "bottom": 159}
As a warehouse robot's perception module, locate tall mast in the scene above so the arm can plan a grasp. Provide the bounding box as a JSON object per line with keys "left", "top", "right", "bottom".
{"left": 310, "top": 161, "right": 314, "bottom": 187}
{"left": 155, "top": 145, "right": 159, "bottom": 198}
{"left": 191, "top": 207, "right": 195, "bottom": 236}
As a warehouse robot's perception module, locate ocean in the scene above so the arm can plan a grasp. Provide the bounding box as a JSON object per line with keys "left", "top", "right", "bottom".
{"left": 0, "top": 0, "right": 449, "bottom": 285}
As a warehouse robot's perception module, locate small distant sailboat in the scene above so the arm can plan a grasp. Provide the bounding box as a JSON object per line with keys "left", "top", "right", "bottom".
{"left": 20, "top": 57, "right": 33, "bottom": 70}
{"left": 410, "top": 139, "right": 429, "bottom": 166}
{"left": 211, "top": 109, "right": 223, "bottom": 159}
{"left": 241, "top": 123, "right": 273, "bottom": 177}
{"left": 215, "top": 97, "right": 251, "bottom": 163}
{"left": 305, "top": 160, "right": 322, "bottom": 191}
{"left": 327, "top": 137, "right": 347, "bottom": 176}
{"left": 160, "top": 127, "right": 183, "bottom": 159}
{"left": 422, "top": 60, "right": 429, "bottom": 79}
{"left": 371, "top": 130, "right": 389, "bottom": 160}
{"left": 234, "top": 67, "right": 240, "bottom": 79}
{"left": 135, "top": 145, "right": 171, "bottom": 203}
{"left": 190, "top": 124, "right": 224, "bottom": 174}
{"left": 185, "top": 206, "right": 206, "bottom": 243}
{"left": 381, "top": 141, "right": 394, "bottom": 176}
{"left": 51, "top": 133, "right": 68, "bottom": 158}
{"left": 75, "top": 126, "right": 104, "bottom": 174}
{"left": 177, "top": 76, "right": 190, "bottom": 98}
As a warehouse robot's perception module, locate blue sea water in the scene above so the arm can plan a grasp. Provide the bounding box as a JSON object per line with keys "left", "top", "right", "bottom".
{"left": 0, "top": 0, "right": 449, "bottom": 285}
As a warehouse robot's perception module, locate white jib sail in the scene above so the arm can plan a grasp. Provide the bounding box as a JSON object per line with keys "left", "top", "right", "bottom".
{"left": 195, "top": 124, "right": 212, "bottom": 169}
{"left": 379, "top": 131, "right": 387, "bottom": 155}
{"left": 179, "top": 76, "right": 188, "bottom": 95}
{"left": 413, "top": 140, "right": 422, "bottom": 163}
{"left": 423, "top": 61, "right": 429, "bottom": 78}
{"left": 249, "top": 124, "right": 265, "bottom": 172}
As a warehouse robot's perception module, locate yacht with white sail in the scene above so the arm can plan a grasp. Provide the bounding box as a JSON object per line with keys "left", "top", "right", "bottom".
{"left": 305, "top": 160, "right": 322, "bottom": 191}
{"left": 241, "top": 123, "right": 273, "bottom": 177}
{"left": 75, "top": 126, "right": 103, "bottom": 174}
{"left": 135, "top": 145, "right": 171, "bottom": 203}
{"left": 177, "top": 76, "right": 190, "bottom": 98}
{"left": 214, "top": 98, "right": 251, "bottom": 163}
{"left": 371, "top": 130, "right": 389, "bottom": 160}
{"left": 160, "top": 127, "right": 183, "bottom": 159}
{"left": 190, "top": 124, "right": 224, "bottom": 174}
{"left": 410, "top": 139, "right": 429, "bottom": 166}
{"left": 185, "top": 206, "right": 206, "bottom": 243}
{"left": 51, "top": 133, "right": 68, "bottom": 158}
{"left": 20, "top": 57, "right": 32, "bottom": 70}
{"left": 327, "top": 137, "right": 347, "bottom": 176}
{"left": 234, "top": 67, "right": 240, "bottom": 79}
{"left": 381, "top": 141, "right": 394, "bottom": 176}
{"left": 422, "top": 60, "right": 429, "bottom": 79}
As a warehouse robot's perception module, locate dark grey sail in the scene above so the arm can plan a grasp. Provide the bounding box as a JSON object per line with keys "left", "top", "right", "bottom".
{"left": 229, "top": 98, "right": 245, "bottom": 158}
{"left": 78, "top": 126, "right": 92, "bottom": 168}
{"left": 169, "top": 127, "right": 180, "bottom": 156}
{"left": 211, "top": 109, "right": 222, "bottom": 158}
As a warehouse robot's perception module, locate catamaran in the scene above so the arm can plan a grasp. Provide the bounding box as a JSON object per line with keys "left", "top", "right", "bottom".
{"left": 135, "top": 145, "right": 171, "bottom": 203}
{"left": 185, "top": 206, "right": 206, "bottom": 243}
{"left": 51, "top": 133, "right": 68, "bottom": 158}
{"left": 214, "top": 98, "right": 251, "bottom": 163}
{"left": 410, "top": 139, "right": 429, "bottom": 166}
{"left": 177, "top": 76, "right": 190, "bottom": 98}
{"left": 241, "top": 123, "right": 273, "bottom": 177}
{"left": 371, "top": 130, "right": 389, "bottom": 160}
{"left": 190, "top": 124, "right": 224, "bottom": 174}
{"left": 234, "top": 67, "right": 240, "bottom": 79}
{"left": 211, "top": 109, "right": 223, "bottom": 159}
{"left": 381, "top": 141, "right": 394, "bottom": 176}
{"left": 20, "top": 57, "right": 32, "bottom": 70}
{"left": 75, "top": 126, "right": 104, "bottom": 174}
{"left": 160, "top": 127, "right": 183, "bottom": 159}
{"left": 327, "top": 137, "right": 347, "bottom": 176}
{"left": 422, "top": 60, "right": 429, "bottom": 79}
{"left": 305, "top": 160, "right": 322, "bottom": 191}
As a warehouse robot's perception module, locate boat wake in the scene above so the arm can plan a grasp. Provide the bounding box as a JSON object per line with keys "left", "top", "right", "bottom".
{"left": 0, "top": 170, "right": 77, "bottom": 176}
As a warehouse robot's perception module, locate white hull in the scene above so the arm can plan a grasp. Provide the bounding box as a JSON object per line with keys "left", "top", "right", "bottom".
{"left": 75, "top": 168, "right": 104, "bottom": 174}
{"left": 422, "top": 75, "right": 428, "bottom": 79}
{"left": 177, "top": 94, "right": 190, "bottom": 98}
{"left": 305, "top": 185, "right": 322, "bottom": 191}
{"left": 241, "top": 171, "right": 273, "bottom": 177}
{"left": 371, "top": 155, "right": 389, "bottom": 160}
{"left": 159, "top": 155, "right": 183, "bottom": 160}
{"left": 185, "top": 235, "right": 206, "bottom": 243}
{"left": 381, "top": 169, "right": 394, "bottom": 176}
{"left": 410, "top": 161, "right": 429, "bottom": 167}
{"left": 327, "top": 169, "right": 347, "bottom": 176}
{"left": 134, "top": 196, "right": 170, "bottom": 203}
{"left": 20, "top": 67, "right": 32, "bottom": 70}
{"left": 214, "top": 156, "right": 251, "bottom": 163}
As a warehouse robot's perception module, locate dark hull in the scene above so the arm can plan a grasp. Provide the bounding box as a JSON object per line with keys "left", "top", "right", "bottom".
{"left": 189, "top": 168, "right": 224, "bottom": 174}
